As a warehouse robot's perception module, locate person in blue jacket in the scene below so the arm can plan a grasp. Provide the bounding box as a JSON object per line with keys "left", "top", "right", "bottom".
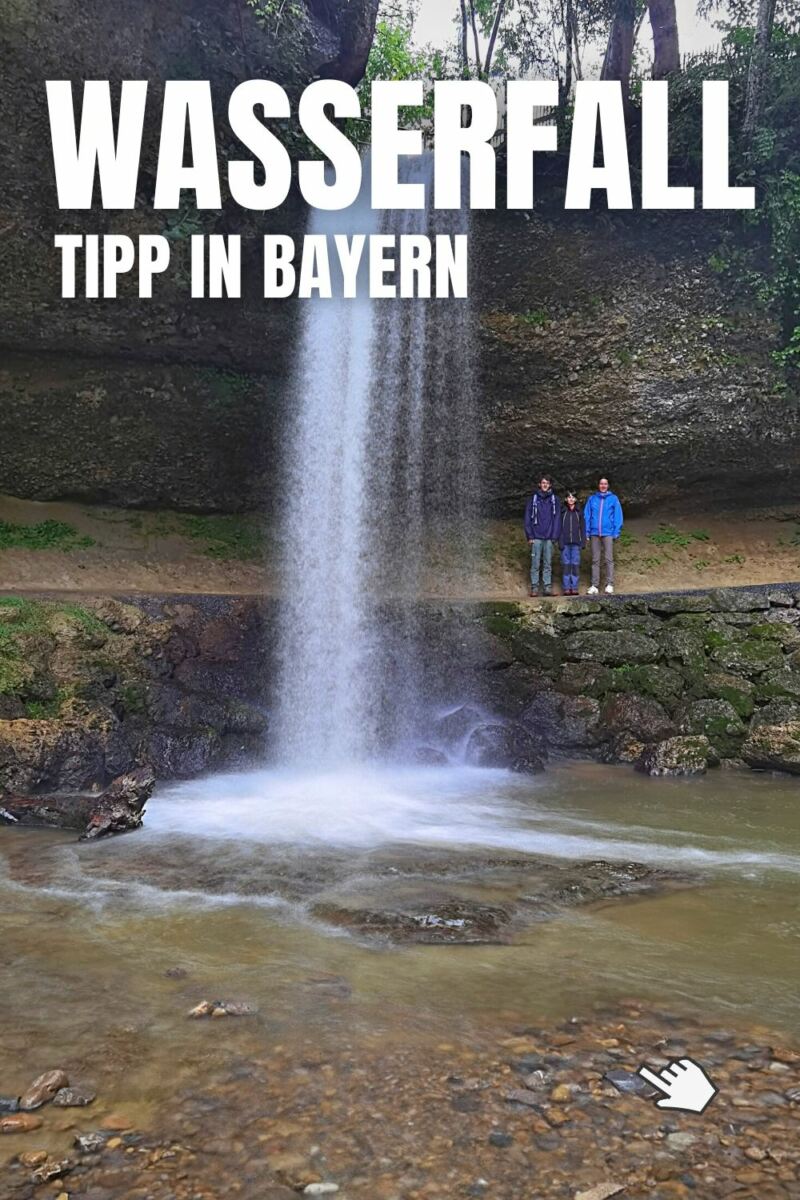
{"left": 584, "top": 476, "right": 624, "bottom": 595}
{"left": 558, "top": 490, "right": 587, "bottom": 595}
{"left": 524, "top": 474, "right": 561, "bottom": 597}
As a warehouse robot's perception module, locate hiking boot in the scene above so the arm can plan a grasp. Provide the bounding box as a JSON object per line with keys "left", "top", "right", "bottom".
{"left": 605, "top": 584, "right": 615, "bottom": 595}
{"left": 587, "top": 585, "right": 599, "bottom": 595}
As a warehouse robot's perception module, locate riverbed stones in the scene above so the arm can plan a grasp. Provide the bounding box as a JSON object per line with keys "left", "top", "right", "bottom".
{"left": 0, "top": 1112, "right": 43, "bottom": 1133}
{"left": 636, "top": 736, "right": 711, "bottom": 776}
{"left": 52, "top": 1085, "right": 96, "bottom": 1107}
{"left": 0, "top": 1096, "right": 19, "bottom": 1113}
{"left": 700, "top": 671, "right": 755, "bottom": 717}
{"left": 20, "top": 1069, "right": 69, "bottom": 1110}
{"left": 710, "top": 638, "right": 783, "bottom": 677}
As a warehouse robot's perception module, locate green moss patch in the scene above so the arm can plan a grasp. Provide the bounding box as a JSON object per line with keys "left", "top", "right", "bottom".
{"left": 0, "top": 519, "right": 95, "bottom": 552}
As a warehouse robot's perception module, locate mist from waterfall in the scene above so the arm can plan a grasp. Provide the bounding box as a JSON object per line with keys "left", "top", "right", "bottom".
{"left": 274, "top": 156, "right": 477, "bottom": 766}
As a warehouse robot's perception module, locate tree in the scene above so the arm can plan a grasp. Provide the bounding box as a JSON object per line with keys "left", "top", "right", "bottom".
{"left": 647, "top": 0, "right": 680, "bottom": 77}
{"left": 601, "top": 0, "right": 636, "bottom": 87}
{"left": 743, "top": 0, "right": 778, "bottom": 144}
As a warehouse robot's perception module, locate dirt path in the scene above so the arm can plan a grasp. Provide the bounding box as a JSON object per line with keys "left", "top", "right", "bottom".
{"left": 1, "top": 494, "right": 799, "bottom": 598}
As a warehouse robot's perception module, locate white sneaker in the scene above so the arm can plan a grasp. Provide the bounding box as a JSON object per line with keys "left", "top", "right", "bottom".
{"left": 587, "top": 585, "right": 599, "bottom": 595}
{"left": 605, "top": 584, "right": 615, "bottom": 594}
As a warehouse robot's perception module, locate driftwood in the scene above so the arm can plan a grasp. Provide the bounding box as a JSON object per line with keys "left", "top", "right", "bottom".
{"left": 0, "top": 767, "right": 155, "bottom": 839}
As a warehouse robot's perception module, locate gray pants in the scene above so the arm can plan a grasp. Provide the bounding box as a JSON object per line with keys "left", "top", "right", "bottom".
{"left": 530, "top": 539, "right": 553, "bottom": 588}
{"left": 591, "top": 535, "right": 614, "bottom": 587}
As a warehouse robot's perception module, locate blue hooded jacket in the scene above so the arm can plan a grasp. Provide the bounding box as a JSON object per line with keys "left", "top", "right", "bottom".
{"left": 584, "top": 490, "right": 624, "bottom": 539}
{"left": 524, "top": 488, "right": 561, "bottom": 542}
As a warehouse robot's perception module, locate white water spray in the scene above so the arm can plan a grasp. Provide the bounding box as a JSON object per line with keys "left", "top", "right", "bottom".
{"left": 275, "top": 157, "right": 476, "bottom": 765}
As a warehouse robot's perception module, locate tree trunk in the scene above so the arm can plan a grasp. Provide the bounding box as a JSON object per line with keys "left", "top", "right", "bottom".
{"left": 459, "top": 0, "right": 470, "bottom": 75}
{"left": 601, "top": 0, "right": 636, "bottom": 91}
{"left": 484, "top": 0, "right": 508, "bottom": 78}
{"left": 743, "top": 0, "right": 777, "bottom": 144}
{"left": 648, "top": 0, "right": 680, "bottom": 78}
{"left": 467, "top": 0, "right": 483, "bottom": 77}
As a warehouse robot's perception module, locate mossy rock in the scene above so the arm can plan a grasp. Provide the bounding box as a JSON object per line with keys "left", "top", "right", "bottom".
{"left": 664, "top": 612, "right": 712, "bottom": 628}
{"left": 607, "top": 663, "right": 684, "bottom": 701}
{"left": 677, "top": 699, "right": 746, "bottom": 758}
{"left": 755, "top": 669, "right": 800, "bottom": 702}
{"left": 557, "top": 661, "right": 613, "bottom": 698}
{"left": 748, "top": 622, "right": 800, "bottom": 650}
{"left": 636, "top": 735, "right": 712, "bottom": 777}
{"left": 648, "top": 593, "right": 713, "bottom": 615}
{"left": 657, "top": 627, "right": 707, "bottom": 673}
{"left": 699, "top": 672, "right": 755, "bottom": 718}
{"left": 710, "top": 639, "right": 784, "bottom": 678}
{"left": 741, "top": 722, "right": 800, "bottom": 775}
{"left": 710, "top": 588, "right": 770, "bottom": 613}
{"left": 563, "top": 629, "right": 659, "bottom": 666}
{"left": 751, "top": 700, "right": 800, "bottom": 728}
{"left": 600, "top": 693, "right": 675, "bottom": 742}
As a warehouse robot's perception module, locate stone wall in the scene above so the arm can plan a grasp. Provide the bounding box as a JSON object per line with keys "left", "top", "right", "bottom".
{"left": 468, "top": 584, "right": 800, "bottom": 776}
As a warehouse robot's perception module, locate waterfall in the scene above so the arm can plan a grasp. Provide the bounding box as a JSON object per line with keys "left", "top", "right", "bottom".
{"left": 274, "top": 155, "right": 476, "bottom": 766}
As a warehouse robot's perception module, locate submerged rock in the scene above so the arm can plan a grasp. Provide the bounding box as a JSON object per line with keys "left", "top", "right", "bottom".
{"left": 0, "top": 1113, "right": 43, "bottom": 1134}
{"left": 20, "top": 1069, "right": 69, "bottom": 1111}
{"left": 464, "top": 722, "right": 544, "bottom": 773}
{"left": 52, "top": 1086, "right": 96, "bottom": 1108}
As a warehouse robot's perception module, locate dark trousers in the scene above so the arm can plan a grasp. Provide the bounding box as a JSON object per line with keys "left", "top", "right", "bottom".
{"left": 561, "top": 544, "right": 581, "bottom": 591}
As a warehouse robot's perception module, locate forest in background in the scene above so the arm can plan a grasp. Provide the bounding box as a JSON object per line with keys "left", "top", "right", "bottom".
{"left": 335, "top": 0, "right": 798, "bottom": 364}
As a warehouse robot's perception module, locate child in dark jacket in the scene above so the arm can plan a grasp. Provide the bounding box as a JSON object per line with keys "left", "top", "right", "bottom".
{"left": 558, "top": 491, "right": 587, "bottom": 596}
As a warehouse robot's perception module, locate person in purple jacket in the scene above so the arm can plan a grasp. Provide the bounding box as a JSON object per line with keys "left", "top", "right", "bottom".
{"left": 524, "top": 475, "right": 561, "bottom": 597}
{"left": 558, "top": 490, "right": 587, "bottom": 595}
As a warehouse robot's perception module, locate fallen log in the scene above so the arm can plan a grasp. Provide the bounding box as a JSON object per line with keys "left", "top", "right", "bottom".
{"left": 0, "top": 767, "right": 155, "bottom": 839}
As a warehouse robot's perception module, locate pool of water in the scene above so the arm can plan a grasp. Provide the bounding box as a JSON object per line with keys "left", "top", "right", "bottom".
{"left": 1, "top": 760, "right": 798, "bottom": 1157}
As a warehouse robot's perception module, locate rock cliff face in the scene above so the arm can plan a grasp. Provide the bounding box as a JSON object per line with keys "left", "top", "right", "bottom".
{"left": 0, "top": 0, "right": 796, "bottom": 518}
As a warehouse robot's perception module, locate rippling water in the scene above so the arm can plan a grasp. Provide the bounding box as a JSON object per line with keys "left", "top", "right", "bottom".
{"left": 1, "top": 761, "right": 798, "bottom": 1159}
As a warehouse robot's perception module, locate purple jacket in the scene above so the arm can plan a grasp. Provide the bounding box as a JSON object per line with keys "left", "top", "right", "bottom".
{"left": 559, "top": 503, "right": 587, "bottom": 549}
{"left": 524, "top": 489, "right": 561, "bottom": 542}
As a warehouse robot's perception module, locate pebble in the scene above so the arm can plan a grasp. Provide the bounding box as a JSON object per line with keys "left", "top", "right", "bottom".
{"left": 522, "top": 1069, "right": 549, "bottom": 1090}
{"left": 0, "top": 1112, "right": 43, "bottom": 1134}
{"left": 575, "top": 1185, "right": 625, "bottom": 1200}
{"left": 0, "top": 1095, "right": 20, "bottom": 1113}
{"left": 488, "top": 1131, "right": 513, "bottom": 1147}
{"left": 20, "top": 1069, "right": 69, "bottom": 1111}
{"left": 17, "top": 1150, "right": 48, "bottom": 1167}
{"left": 666, "top": 1132, "right": 698, "bottom": 1152}
{"left": 604, "top": 1068, "right": 655, "bottom": 1097}
{"left": 100, "top": 1113, "right": 133, "bottom": 1131}
{"left": 53, "top": 1086, "right": 96, "bottom": 1107}
{"left": 504, "top": 1088, "right": 542, "bottom": 1108}
{"left": 303, "top": 1185, "right": 339, "bottom": 1196}
{"left": 30, "top": 1157, "right": 73, "bottom": 1184}
{"left": 74, "top": 1132, "right": 107, "bottom": 1153}
{"left": 550, "top": 1083, "right": 573, "bottom": 1103}
{"left": 745, "top": 1146, "right": 767, "bottom": 1161}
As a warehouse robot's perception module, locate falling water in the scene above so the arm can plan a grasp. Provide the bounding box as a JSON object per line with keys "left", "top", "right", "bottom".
{"left": 275, "top": 156, "right": 477, "bottom": 765}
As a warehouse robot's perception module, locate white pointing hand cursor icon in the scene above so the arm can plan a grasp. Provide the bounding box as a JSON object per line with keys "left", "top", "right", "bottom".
{"left": 637, "top": 1057, "right": 718, "bottom": 1114}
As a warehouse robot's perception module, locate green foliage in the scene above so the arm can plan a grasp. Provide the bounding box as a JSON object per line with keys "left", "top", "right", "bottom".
{"left": 180, "top": 515, "right": 263, "bottom": 561}
{"left": 197, "top": 368, "right": 253, "bottom": 406}
{"left": 518, "top": 307, "right": 549, "bottom": 327}
{"left": 648, "top": 525, "right": 710, "bottom": 549}
{"left": 618, "top": 530, "right": 637, "bottom": 549}
{"left": 244, "top": 0, "right": 302, "bottom": 32}
{"left": 724, "top": 553, "right": 746, "bottom": 565}
{"left": 0, "top": 520, "right": 94, "bottom": 552}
